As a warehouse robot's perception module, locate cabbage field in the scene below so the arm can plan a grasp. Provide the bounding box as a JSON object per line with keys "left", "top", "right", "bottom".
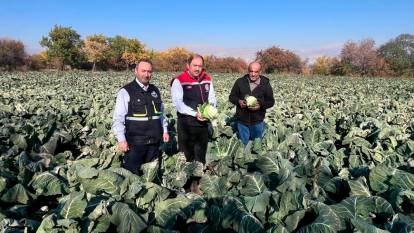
{"left": 1, "top": 72, "right": 414, "bottom": 233}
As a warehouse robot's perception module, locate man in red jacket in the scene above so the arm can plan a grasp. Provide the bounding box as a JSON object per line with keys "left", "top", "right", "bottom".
{"left": 171, "top": 54, "right": 217, "bottom": 194}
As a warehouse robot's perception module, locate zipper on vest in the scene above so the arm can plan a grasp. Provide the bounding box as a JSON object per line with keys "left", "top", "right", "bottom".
{"left": 199, "top": 84, "right": 205, "bottom": 103}
{"left": 248, "top": 78, "right": 252, "bottom": 123}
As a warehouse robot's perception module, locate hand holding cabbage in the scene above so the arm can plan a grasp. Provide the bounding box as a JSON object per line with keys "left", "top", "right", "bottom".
{"left": 245, "top": 95, "right": 260, "bottom": 111}
{"left": 197, "top": 103, "right": 218, "bottom": 121}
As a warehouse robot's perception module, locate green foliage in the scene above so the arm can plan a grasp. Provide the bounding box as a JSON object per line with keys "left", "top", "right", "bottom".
{"left": 378, "top": 33, "right": 414, "bottom": 76}
{"left": 107, "top": 35, "right": 146, "bottom": 70}
{"left": 0, "top": 72, "right": 414, "bottom": 232}
{"left": 40, "top": 25, "right": 84, "bottom": 70}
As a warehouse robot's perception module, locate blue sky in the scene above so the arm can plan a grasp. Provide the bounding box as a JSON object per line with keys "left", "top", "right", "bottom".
{"left": 1, "top": 0, "right": 413, "bottom": 61}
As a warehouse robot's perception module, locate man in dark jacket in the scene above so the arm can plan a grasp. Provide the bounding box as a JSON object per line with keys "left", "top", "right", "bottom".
{"left": 112, "top": 59, "right": 169, "bottom": 175}
{"left": 229, "top": 62, "right": 275, "bottom": 145}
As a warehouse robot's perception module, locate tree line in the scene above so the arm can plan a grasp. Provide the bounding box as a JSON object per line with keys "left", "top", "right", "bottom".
{"left": 1, "top": 25, "right": 413, "bottom": 77}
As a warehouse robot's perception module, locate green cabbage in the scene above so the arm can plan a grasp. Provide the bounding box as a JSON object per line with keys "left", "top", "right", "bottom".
{"left": 245, "top": 95, "right": 258, "bottom": 107}
{"left": 197, "top": 103, "right": 218, "bottom": 120}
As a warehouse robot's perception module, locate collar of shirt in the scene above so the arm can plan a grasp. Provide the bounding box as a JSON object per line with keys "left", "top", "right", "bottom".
{"left": 135, "top": 78, "right": 149, "bottom": 91}
{"left": 248, "top": 76, "right": 261, "bottom": 84}
{"left": 248, "top": 76, "right": 261, "bottom": 91}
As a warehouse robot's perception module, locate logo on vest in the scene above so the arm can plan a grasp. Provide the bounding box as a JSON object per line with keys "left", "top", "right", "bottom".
{"left": 137, "top": 98, "right": 141, "bottom": 102}
{"left": 186, "top": 86, "right": 193, "bottom": 89}
{"left": 205, "top": 84, "right": 210, "bottom": 91}
{"left": 151, "top": 91, "right": 158, "bottom": 98}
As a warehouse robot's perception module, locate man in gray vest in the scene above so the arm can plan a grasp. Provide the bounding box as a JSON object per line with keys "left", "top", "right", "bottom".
{"left": 112, "top": 59, "right": 169, "bottom": 175}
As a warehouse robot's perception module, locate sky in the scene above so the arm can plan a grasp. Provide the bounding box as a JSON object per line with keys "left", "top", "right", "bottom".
{"left": 1, "top": 0, "right": 413, "bottom": 62}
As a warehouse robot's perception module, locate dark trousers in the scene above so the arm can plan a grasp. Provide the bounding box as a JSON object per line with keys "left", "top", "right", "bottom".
{"left": 123, "top": 143, "right": 160, "bottom": 175}
{"left": 177, "top": 121, "right": 209, "bottom": 164}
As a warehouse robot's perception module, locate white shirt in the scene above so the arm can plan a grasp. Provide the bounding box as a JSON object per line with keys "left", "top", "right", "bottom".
{"left": 171, "top": 76, "right": 217, "bottom": 117}
{"left": 112, "top": 78, "right": 168, "bottom": 142}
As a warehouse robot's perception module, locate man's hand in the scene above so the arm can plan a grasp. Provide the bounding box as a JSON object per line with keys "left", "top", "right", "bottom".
{"left": 163, "top": 132, "right": 169, "bottom": 142}
{"left": 196, "top": 112, "right": 207, "bottom": 121}
{"left": 248, "top": 103, "right": 261, "bottom": 111}
{"left": 117, "top": 141, "right": 129, "bottom": 152}
{"left": 239, "top": 100, "right": 247, "bottom": 108}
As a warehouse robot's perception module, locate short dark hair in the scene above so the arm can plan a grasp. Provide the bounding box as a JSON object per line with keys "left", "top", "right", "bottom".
{"left": 187, "top": 54, "right": 204, "bottom": 65}
{"left": 135, "top": 59, "right": 153, "bottom": 68}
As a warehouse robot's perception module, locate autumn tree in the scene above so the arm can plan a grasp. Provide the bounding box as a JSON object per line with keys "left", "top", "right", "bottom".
{"left": 378, "top": 33, "right": 414, "bottom": 76}
{"left": 255, "top": 46, "right": 302, "bottom": 74}
{"left": 83, "top": 34, "right": 109, "bottom": 71}
{"left": 340, "top": 39, "right": 379, "bottom": 76}
{"left": 121, "top": 39, "right": 147, "bottom": 70}
{"left": 311, "top": 56, "right": 336, "bottom": 75}
{"left": 107, "top": 36, "right": 129, "bottom": 70}
{"left": 205, "top": 56, "right": 247, "bottom": 73}
{"left": 27, "top": 51, "right": 48, "bottom": 70}
{"left": 0, "top": 38, "right": 26, "bottom": 71}
{"left": 340, "top": 39, "right": 394, "bottom": 76}
{"left": 153, "top": 47, "right": 192, "bottom": 71}
{"left": 107, "top": 36, "right": 147, "bottom": 70}
{"left": 40, "top": 25, "right": 84, "bottom": 70}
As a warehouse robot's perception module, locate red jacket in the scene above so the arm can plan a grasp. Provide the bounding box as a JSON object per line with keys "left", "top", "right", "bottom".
{"left": 172, "top": 69, "right": 213, "bottom": 126}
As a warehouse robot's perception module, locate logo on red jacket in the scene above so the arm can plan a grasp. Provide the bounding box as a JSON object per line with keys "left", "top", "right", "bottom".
{"left": 186, "top": 86, "right": 192, "bottom": 89}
